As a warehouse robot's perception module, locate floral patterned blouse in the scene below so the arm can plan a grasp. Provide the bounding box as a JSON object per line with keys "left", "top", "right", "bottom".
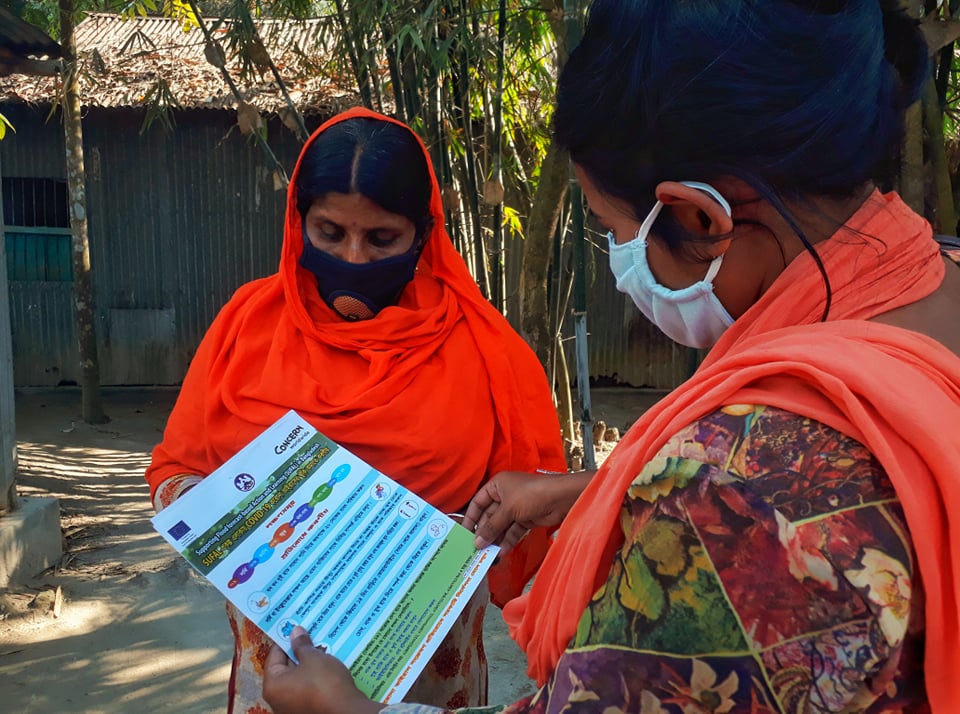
{"left": 383, "top": 405, "right": 927, "bottom": 714}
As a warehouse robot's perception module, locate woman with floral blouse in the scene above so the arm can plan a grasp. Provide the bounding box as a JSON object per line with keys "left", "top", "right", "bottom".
{"left": 260, "top": 1, "right": 960, "bottom": 712}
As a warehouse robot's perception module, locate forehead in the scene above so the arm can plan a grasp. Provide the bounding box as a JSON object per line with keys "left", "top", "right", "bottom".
{"left": 306, "top": 192, "right": 411, "bottom": 228}
{"left": 573, "top": 165, "right": 637, "bottom": 223}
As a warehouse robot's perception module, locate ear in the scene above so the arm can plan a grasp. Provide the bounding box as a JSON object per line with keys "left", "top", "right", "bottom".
{"left": 423, "top": 216, "right": 435, "bottom": 233}
{"left": 655, "top": 181, "right": 734, "bottom": 257}
{"left": 416, "top": 216, "right": 435, "bottom": 251}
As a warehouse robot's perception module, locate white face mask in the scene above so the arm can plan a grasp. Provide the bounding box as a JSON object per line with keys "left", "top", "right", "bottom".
{"left": 608, "top": 181, "right": 735, "bottom": 349}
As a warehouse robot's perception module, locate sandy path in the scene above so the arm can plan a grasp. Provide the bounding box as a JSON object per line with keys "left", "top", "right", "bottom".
{"left": 0, "top": 386, "right": 658, "bottom": 713}
{"left": 2, "top": 389, "right": 234, "bottom": 713}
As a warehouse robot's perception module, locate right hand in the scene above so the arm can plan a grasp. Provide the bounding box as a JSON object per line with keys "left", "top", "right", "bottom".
{"left": 262, "top": 626, "right": 383, "bottom": 714}
{"left": 462, "top": 470, "right": 593, "bottom": 554}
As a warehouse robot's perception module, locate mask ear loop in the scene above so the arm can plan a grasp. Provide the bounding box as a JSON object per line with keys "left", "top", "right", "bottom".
{"left": 702, "top": 252, "right": 726, "bottom": 283}
{"left": 679, "top": 180, "right": 733, "bottom": 217}
{"left": 634, "top": 200, "right": 666, "bottom": 243}
{"left": 639, "top": 181, "right": 731, "bottom": 244}
{"left": 676, "top": 181, "right": 732, "bottom": 284}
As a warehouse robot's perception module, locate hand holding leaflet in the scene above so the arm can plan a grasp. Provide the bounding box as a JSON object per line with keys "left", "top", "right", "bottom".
{"left": 151, "top": 410, "right": 498, "bottom": 703}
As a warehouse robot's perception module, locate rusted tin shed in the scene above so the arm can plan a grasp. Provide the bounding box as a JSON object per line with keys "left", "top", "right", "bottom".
{"left": 1, "top": 12, "right": 693, "bottom": 390}
{"left": 0, "top": 13, "right": 355, "bottom": 386}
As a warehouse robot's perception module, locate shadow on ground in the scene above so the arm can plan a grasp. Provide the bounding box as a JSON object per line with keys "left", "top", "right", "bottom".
{"left": 1, "top": 385, "right": 662, "bottom": 712}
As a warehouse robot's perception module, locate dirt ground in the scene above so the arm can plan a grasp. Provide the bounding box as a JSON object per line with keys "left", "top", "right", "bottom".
{"left": 0, "top": 385, "right": 664, "bottom": 713}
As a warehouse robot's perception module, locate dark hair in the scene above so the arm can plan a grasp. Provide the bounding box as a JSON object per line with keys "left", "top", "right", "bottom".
{"left": 296, "top": 118, "right": 433, "bottom": 230}
{"left": 554, "top": 0, "right": 929, "bottom": 287}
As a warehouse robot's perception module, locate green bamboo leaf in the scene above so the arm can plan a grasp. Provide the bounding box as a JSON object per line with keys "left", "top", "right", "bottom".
{"left": 502, "top": 205, "right": 524, "bottom": 238}
{"left": 0, "top": 112, "right": 14, "bottom": 141}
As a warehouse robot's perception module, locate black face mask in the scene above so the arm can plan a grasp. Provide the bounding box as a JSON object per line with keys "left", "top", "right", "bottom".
{"left": 298, "top": 225, "right": 424, "bottom": 321}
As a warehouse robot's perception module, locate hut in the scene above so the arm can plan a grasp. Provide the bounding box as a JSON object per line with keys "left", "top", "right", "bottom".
{"left": 0, "top": 12, "right": 356, "bottom": 386}
{"left": 0, "top": 12, "right": 694, "bottom": 391}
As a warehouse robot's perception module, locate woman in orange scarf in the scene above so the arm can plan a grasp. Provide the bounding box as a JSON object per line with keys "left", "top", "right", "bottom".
{"left": 259, "top": 2, "right": 960, "bottom": 713}
{"left": 145, "top": 109, "right": 565, "bottom": 712}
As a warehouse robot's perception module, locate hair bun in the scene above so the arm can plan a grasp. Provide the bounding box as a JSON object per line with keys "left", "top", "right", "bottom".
{"left": 882, "top": 6, "right": 930, "bottom": 107}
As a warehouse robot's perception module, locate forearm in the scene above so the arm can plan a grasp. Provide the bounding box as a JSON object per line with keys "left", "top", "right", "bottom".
{"left": 151, "top": 473, "right": 203, "bottom": 512}
{"left": 382, "top": 705, "right": 508, "bottom": 714}
{"left": 562, "top": 469, "right": 595, "bottom": 498}
{"left": 467, "top": 468, "right": 599, "bottom": 550}
{"left": 542, "top": 469, "right": 595, "bottom": 517}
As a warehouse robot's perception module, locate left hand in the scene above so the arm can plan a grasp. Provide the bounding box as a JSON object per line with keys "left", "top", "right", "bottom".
{"left": 462, "top": 470, "right": 594, "bottom": 554}
{"left": 262, "top": 626, "right": 384, "bottom": 714}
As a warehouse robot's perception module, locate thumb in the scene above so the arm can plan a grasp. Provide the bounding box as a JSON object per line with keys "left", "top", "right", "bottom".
{"left": 289, "top": 625, "right": 319, "bottom": 658}
{"left": 462, "top": 483, "right": 497, "bottom": 533}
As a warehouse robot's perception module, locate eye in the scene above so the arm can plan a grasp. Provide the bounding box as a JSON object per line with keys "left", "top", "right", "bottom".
{"left": 587, "top": 209, "right": 613, "bottom": 234}
{"left": 368, "top": 232, "right": 401, "bottom": 249}
{"left": 314, "top": 221, "right": 341, "bottom": 241}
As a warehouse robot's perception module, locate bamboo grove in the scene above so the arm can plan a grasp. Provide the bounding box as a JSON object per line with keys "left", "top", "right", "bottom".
{"left": 9, "top": 0, "right": 960, "bottom": 437}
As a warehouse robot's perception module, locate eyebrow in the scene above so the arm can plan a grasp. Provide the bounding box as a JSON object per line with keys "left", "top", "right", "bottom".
{"left": 586, "top": 208, "right": 608, "bottom": 225}
{"left": 311, "top": 215, "right": 405, "bottom": 233}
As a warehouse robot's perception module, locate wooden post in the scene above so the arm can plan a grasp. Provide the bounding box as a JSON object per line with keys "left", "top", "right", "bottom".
{"left": 0, "top": 155, "right": 18, "bottom": 512}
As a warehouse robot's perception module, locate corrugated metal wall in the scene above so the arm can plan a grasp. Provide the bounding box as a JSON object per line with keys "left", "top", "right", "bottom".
{"left": 556, "top": 234, "right": 695, "bottom": 390}
{"left": 1, "top": 103, "right": 691, "bottom": 389}
{"left": 501, "top": 224, "right": 693, "bottom": 391}
{"left": 7, "top": 281, "right": 74, "bottom": 384}
{"left": 1, "top": 103, "right": 306, "bottom": 386}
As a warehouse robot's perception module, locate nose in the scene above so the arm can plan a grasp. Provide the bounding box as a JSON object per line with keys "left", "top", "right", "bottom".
{"left": 333, "top": 235, "right": 369, "bottom": 264}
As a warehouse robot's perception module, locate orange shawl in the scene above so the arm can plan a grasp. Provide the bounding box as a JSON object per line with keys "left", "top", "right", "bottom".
{"left": 505, "top": 191, "right": 960, "bottom": 710}
{"left": 145, "top": 108, "right": 565, "bottom": 603}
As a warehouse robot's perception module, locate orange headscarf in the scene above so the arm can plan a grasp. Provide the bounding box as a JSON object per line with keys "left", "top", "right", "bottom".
{"left": 505, "top": 190, "right": 960, "bottom": 710}
{"left": 145, "top": 107, "right": 566, "bottom": 603}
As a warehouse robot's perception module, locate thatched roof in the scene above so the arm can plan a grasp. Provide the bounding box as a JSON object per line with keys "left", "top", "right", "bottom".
{"left": 0, "top": 12, "right": 361, "bottom": 114}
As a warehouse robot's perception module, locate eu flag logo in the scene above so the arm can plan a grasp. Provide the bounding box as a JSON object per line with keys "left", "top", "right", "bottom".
{"left": 168, "top": 521, "right": 190, "bottom": 540}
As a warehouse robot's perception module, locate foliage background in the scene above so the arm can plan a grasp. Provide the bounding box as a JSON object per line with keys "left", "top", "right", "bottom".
{"left": 3, "top": 0, "right": 959, "bottom": 436}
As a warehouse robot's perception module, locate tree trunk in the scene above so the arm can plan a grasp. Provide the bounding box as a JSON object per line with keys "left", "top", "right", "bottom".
{"left": 898, "top": 0, "right": 925, "bottom": 213}
{"left": 900, "top": 103, "right": 924, "bottom": 214}
{"left": 379, "top": 14, "right": 406, "bottom": 122}
{"left": 554, "top": 334, "right": 576, "bottom": 459}
{"left": 348, "top": 2, "right": 382, "bottom": 112}
{"left": 446, "top": 16, "right": 489, "bottom": 299}
{"left": 519, "top": 0, "right": 578, "bottom": 374}
{"left": 520, "top": 142, "right": 569, "bottom": 369}
{"left": 922, "top": 78, "right": 957, "bottom": 234}
{"left": 60, "top": 0, "right": 106, "bottom": 424}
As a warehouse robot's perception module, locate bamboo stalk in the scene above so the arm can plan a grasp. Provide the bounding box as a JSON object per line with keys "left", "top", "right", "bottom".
{"left": 248, "top": 18, "right": 309, "bottom": 142}
{"left": 349, "top": 2, "right": 382, "bottom": 112}
{"left": 491, "top": 0, "right": 508, "bottom": 314}
{"left": 186, "top": 0, "right": 289, "bottom": 185}
{"left": 332, "top": 0, "right": 374, "bottom": 108}
{"left": 379, "top": 13, "right": 406, "bottom": 122}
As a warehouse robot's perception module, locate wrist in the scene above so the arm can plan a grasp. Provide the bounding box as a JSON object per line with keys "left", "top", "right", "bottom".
{"left": 152, "top": 473, "right": 203, "bottom": 513}
{"left": 536, "top": 469, "right": 593, "bottom": 516}
{"left": 348, "top": 695, "right": 384, "bottom": 714}
{"left": 560, "top": 470, "right": 593, "bottom": 504}
{"left": 305, "top": 690, "right": 382, "bottom": 714}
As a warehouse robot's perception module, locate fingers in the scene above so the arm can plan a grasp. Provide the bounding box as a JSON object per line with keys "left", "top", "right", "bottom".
{"left": 289, "top": 625, "right": 317, "bottom": 659}
{"left": 498, "top": 522, "right": 529, "bottom": 556}
{"left": 462, "top": 483, "right": 497, "bottom": 533}
{"left": 473, "top": 502, "right": 516, "bottom": 549}
{"left": 264, "top": 643, "right": 291, "bottom": 675}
